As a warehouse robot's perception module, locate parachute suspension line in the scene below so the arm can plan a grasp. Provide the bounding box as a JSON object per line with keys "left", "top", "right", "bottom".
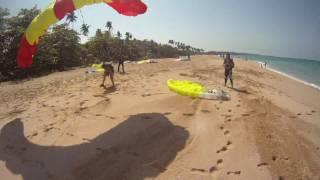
{"left": 79, "top": 9, "right": 85, "bottom": 25}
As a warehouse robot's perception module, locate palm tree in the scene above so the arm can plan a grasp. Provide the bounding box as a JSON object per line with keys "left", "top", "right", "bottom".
{"left": 168, "top": 40, "right": 175, "bottom": 47}
{"left": 80, "top": 24, "right": 90, "bottom": 36}
{"left": 95, "top": 28, "right": 103, "bottom": 37}
{"left": 125, "top": 32, "right": 131, "bottom": 41}
{"left": 116, "top": 31, "right": 122, "bottom": 39}
{"left": 66, "top": 12, "right": 77, "bottom": 28}
{"left": 106, "top": 21, "right": 112, "bottom": 35}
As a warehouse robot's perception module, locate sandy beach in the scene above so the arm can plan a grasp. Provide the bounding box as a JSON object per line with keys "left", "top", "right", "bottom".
{"left": 0, "top": 55, "right": 319, "bottom": 180}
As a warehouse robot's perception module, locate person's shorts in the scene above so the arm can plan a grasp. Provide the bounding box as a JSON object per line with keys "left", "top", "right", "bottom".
{"left": 103, "top": 64, "right": 114, "bottom": 76}
{"left": 225, "top": 68, "right": 233, "bottom": 79}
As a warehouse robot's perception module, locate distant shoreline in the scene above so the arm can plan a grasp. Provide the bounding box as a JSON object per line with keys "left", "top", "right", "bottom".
{"left": 235, "top": 57, "right": 320, "bottom": 91}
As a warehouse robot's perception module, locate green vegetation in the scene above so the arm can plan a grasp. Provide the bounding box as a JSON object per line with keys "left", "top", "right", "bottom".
{"left": 0, "top": 7, "right": 203, "bottom": 82}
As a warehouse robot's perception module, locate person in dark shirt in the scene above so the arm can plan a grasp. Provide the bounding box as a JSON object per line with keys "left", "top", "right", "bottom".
{"left": 118, "top": 41, "right": 125, "bottom": 73}
{"left": 100, "top": 62, "right": 115, "bottom": 87}
{"left": 223, "top": 53, "right": 234, "bottom": 88}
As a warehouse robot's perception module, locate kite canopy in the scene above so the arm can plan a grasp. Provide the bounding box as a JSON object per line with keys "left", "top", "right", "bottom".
{"left": 17, "top": 0, "right": 147, "bottom": 68}
{"left": 167, "top": 79, "right": 230, "bottom": 100}
{"left": 167, "top": 79, "right": 207, "bottom": 98}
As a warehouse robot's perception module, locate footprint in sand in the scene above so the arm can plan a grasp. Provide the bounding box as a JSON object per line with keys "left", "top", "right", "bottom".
{"left": 82, "top": 138, "right": 91, "bottom": 142}
{"left": 43, "top": 127, "right": 55, "bottom": 133}
{"left": 191, "top": 168, "right": 207, "bottom": 174}
{"left": 224, "top": 119, "right": 232, "bottom": 123}
{"left": 257, "top": 162, "right": 268, "bottom": 167}
{"left": 219, "top": 126, "right": 224, "bottom": 130}
{"left": 201, "top": 109, "right": 211, "bottom": 113}
{"left": 224, "top": 130, "right": 230, "bottom": 136}
{"left": 227, "top": 171, "right": 241, "bottom": 175}
{"left": 282, "top": 157, "right": 289, "bottom": 161}
{"left": 216, "top": 159, "right": 223, "bottom": 166}
{"left": 216, "top": 140, "right": 233, "bottom": 153}
{"left": 66, "top": 132, "right": 75, "bottom": 137}
{"left": 163, "top": 112, "right": 172, "bottom": 116}
{"left": 242, "top": 113, "right": 250, "bottom": 117}
{"left": 236, "top": 104, "right": 241, "bottom": 107}
{"left": 209, "top": 166, "right": 218, "bottom": 174}
{"left": 183, "top": 113, "right": 194, "bottom": 117}
{"left": 297, "top": 113, "right": 301, "bottom": 116}
{"left": 80, "top": 100, "right": 88, "bottom": 106}
{"left": 272, "top": 155, "right": 277, "bottom": 161}
{"left": 228, "top": 109, "right": 232, "bottom": 113}
{"left": 311, "top": 110, "right": 317, "bottom": 113}
{"left": 31, "top": 132, "right": 38, "bottom": 137}
{"left": 216, "top": 146, "right": 228, "bottom": 154}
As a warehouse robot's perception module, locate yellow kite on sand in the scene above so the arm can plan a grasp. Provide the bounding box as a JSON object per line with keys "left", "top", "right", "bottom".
{"left": 167, "top": 79, "right": 230, "bottom": 100}
{"left": 91, "top": 63, "right": 105, "bottom": 72}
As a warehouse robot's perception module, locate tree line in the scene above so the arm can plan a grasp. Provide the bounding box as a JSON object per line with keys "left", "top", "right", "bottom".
{"left": 0, "top": 7, "right": 204, "bottom": 81}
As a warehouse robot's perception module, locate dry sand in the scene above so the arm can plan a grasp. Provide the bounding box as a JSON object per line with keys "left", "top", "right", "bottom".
{"left": 0, "top": 55, "right": 319, "bottom": 180}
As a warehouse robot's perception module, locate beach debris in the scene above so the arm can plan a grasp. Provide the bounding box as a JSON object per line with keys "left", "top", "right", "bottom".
{"left": 17, "top": 0, "right": 147, "bottom": 68}
{"left": 167, "top": 79, "right": 230, "bottom": 100}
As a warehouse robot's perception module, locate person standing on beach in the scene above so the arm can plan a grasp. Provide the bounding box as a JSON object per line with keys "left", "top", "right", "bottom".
{"left": 118, "top": 58, "right": 125, "bottom": 74}
{"left": 100, "top": 62, "right": 115, "bottom": 88}
{"left": 117, "top": 41, "right": 125, "bottom": 73}
{"left": 223, "top": 53, "right": 234, "bottom": 88}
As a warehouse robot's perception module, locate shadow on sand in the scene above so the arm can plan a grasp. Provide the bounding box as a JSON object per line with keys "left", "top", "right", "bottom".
{"left": 102, "top": 85, "right": 117, "bottom": 94}
{"left": 232, "top": 87, "right": 251, "bottom": 94}
{"left": 0, "top": 113, "right": 189, "bottom": 180}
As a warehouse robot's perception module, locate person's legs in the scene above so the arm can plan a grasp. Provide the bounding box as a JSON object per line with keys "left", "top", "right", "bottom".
{"left": 121, "top": 62, "right": 125, "bottom": 73}
{"left": 224, "top": 69, "right": 228, "bottom": 86}
{"left": 230, "top": 79, "right": 233, "bottom": 88}
{"left": 229, "top": 70, "right": 233, "bottom": 88}
{"left": 101, "top": 71, "right": 107, "bottom": 87}
{"left": 110, "top": 72, "right": 115, "bottom": 87}
{"left": 117, "top": 62, "right": 120, "bottom": 73}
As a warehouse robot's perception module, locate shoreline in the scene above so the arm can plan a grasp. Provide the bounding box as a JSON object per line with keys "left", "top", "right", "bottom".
{"left": 246, "top": 59, "right": 320, "bottom": 91}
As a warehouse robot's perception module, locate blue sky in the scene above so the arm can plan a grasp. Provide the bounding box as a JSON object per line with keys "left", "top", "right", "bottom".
{"left": 1, "top": 0, "right": 320, "bottom": 60}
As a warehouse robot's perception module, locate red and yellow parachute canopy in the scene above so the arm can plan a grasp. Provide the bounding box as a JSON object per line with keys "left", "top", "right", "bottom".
{"left": 17, "top": 0, "right": 147, "bottom": 68}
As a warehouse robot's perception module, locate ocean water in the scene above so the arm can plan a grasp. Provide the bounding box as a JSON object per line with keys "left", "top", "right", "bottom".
{"left": 235, "top": 54, "right": 320, "bottom": 90}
